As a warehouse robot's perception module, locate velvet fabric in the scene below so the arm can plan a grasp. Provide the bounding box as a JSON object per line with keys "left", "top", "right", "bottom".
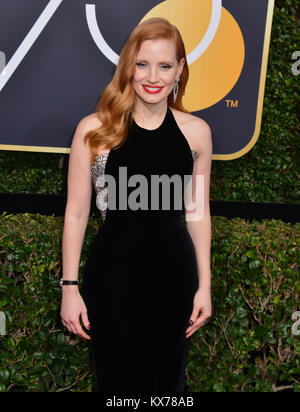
{"left": 81, "top": 107, "right": 199, "bottom": 392}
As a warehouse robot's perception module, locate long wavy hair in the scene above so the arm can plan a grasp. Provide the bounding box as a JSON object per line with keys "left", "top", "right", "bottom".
{"left": 84, "top": 17, "right": 190, "bottom": 164}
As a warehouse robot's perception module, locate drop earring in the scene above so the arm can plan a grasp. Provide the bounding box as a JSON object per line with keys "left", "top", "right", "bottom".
{"left": 173, "top": 78, "right": 179, "bottom": 103}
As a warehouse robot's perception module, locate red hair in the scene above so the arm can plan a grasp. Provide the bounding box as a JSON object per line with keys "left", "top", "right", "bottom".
{"left": 84, "top": 17, "right": 190, "bottom": 164}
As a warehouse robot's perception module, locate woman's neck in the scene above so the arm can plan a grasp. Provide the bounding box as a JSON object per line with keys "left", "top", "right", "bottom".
{"left": 133, "top": 99, "right": 168, "bottom": 129}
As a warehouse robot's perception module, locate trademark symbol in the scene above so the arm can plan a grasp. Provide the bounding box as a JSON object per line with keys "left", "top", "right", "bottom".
{"left": 225, "top": 99, "right": 239, "bottom": 108}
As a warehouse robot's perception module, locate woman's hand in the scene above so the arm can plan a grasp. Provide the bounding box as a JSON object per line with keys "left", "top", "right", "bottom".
{"left": 60, "top": 287, "right": 91, "bottom": 340}
{"left": 186, "top": 287, "right": 212, "bottom": 338}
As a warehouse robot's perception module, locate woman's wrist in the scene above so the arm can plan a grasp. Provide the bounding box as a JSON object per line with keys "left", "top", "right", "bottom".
{"left": 61, "top": 284, "right": 80, "bottom": 295}
{"left": 197, "top": 282, "right": 211, "bottom": 292}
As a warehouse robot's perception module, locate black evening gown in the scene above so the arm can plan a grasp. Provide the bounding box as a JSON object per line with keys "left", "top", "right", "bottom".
{"left": 81, "top": 106, "right": 199, "bottom": 392}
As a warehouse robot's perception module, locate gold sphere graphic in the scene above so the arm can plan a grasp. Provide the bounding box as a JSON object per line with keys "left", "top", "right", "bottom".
{"left": 140, "top": 0, "right": 245, "bottom": 111}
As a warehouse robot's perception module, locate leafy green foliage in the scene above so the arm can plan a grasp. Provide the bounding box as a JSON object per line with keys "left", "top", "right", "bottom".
{"left": 0, "top": 212, "right": 99, "bottom": 392}
{"left": 0, "top": 212, "right": 299, "bottom": 392}
{"left": 186, "top": 216, "right": 300, "bottom": 392}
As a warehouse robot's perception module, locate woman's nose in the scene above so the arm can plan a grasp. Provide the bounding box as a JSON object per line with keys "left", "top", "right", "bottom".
{"left": 147, "top": 67, "right": 159, "bottom": 83}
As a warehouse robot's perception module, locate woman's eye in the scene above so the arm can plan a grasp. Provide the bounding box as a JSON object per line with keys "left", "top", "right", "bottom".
{"left": 136, "top": 62, "right": 171, "bottom": 69}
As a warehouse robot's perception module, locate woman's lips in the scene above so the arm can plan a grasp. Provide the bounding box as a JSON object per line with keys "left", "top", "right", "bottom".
{"left": 142, "top": 85, "right": 164, "bottom": 94}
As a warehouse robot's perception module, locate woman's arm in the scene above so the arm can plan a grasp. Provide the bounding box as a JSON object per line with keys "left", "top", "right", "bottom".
{"left": 184, "top": 118, "right": 213, "bottom": 338}
{"left": 60, "top": 115, "right": 98, "bottom": 340}
{"left": 185, "top": 119, "right": 212, "bottom": 290}
{"left": 62, "top": 117, "right": 93, "bottom": 287}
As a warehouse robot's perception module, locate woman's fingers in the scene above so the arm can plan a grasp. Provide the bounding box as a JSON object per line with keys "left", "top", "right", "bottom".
{"left": 72, "top": 321, "right": 91, "bottom": 340}
{"left": 80, "top": 310, "right": 91, "bottom": 332}
{"left": 62, "top": 318, "right": 91, "bottom": 340}
{"left": 66, "top": 321, "right": 78, "bottom": 336}
{"left": 189, "top": 305, "right": 201, "bottom": 325}
{"left": 185, "top": 305, "right": 201, "bottom": 336}
{"left": 186, "top": 310, "right": 210, "bottom": 338}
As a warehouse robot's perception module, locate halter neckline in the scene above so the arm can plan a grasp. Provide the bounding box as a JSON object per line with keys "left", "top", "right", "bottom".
{"left": 132, "top": 106, "right": 170, "bottom": 132}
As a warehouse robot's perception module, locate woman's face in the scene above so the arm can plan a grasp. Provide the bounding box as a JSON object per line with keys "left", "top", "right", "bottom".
{"left": 132, "top": 38, "right": 185, "bottom": 106}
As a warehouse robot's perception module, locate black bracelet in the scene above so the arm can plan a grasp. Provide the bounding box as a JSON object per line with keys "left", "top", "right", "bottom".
{"left": 59, "top": 279, "right": 79, "bottom": 288}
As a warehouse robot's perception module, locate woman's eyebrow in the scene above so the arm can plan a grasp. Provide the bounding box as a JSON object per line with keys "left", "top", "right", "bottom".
{"left": 136, "top": 59, "right": 174, "bottom": 65}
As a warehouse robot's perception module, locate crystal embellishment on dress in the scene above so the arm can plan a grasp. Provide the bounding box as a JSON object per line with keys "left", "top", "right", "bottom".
{"left": 90, "top": 153, "right": 109, "bottom": 221}
{"left": 90, "top": 149, "right": 197, "bottom": 221}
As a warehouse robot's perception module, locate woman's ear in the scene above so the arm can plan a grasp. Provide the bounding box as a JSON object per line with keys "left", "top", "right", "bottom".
{"left": 177, "top": 57, "right": 186, "bottom": 78}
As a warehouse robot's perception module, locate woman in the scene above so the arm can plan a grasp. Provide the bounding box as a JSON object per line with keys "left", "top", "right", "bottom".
{"left": 60, "top": 17, "right": 212, "bottom": 392}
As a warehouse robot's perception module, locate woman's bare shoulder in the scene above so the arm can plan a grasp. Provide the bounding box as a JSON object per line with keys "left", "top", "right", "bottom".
{"left": 171, "top": 108, "right": 211, "bottom": 133}
{"left": 70, "top": 113, "right": 104, "bottom": 159}
{"left": 78, "top": 112, "right": 103, "bottom": 131}
{"left": 170, "top": 108, "right": 212, "bottom": 154}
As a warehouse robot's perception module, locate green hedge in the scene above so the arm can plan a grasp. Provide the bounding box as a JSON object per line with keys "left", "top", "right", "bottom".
{"left": 0, "top": 1, "right": 299, "bottom": 203}
{"left": 187, "top": 216, "right": 300, "bottom": 392}
{"left": 0, "top": 212, "right": 299, "bottom": 392}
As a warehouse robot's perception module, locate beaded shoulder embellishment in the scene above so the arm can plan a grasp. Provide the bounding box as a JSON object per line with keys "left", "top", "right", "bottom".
{"left": 90, "top": 153, "right": 109, "bottom": 221}
{"left": 90, "top": 149, "right": 197, "bottom": 221}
